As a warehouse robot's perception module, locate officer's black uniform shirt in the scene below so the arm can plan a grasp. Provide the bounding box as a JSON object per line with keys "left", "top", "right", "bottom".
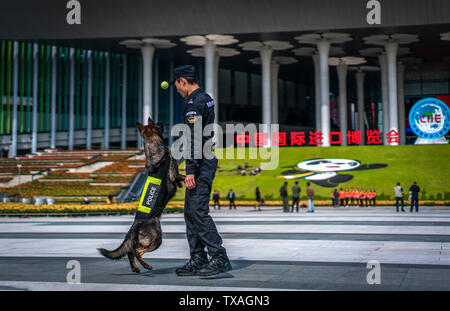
{"left": 183, "top": 88, "right": 215, "bottom": 175}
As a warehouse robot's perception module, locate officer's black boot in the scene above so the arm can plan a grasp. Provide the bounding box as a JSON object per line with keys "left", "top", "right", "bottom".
{"left": 197, "top": 252, "right": 232, "bottom": 277}
{"left": 176, "top": 253, "right": 208, "bottom": 276}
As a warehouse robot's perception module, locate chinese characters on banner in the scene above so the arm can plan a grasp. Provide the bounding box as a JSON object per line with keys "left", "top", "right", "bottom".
{"left": 236, "top": 130, "right": 399, "bottom": 146}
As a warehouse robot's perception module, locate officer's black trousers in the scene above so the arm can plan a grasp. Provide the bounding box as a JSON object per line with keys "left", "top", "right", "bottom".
{"left": 184, "top": 157, "right": 227, "bottom": 258}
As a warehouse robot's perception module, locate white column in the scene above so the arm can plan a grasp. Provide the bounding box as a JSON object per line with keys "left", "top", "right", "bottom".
{"left": 31, "top": 43, "right": 38, "bottom": 154}
{"left": 214, "top": 53, "right": 220, "bottom": 104}
{"left": 312, "top": 54, "right": 321, "bottom": 132}
{"left": 355, "top": 71, "right": 366, "bottom": 145}
{"left": 336, "top": 63, "right": 348, "bottom": 146}
{"left": 121, "top": 54, "right": 127, "bottom": 149}
{"left": 86, "top": 50, "right": 93, "bottom": 149}
{"left": 397, "top": 61, "right": 406, "bottom": 145}
{"left": 50, "top": 46, "right": 57, "bottom": 150}
{"left": 137, "top": 56, "right": 143, "bottom": 148}
{"left": 317, "top": 41, "right": 331, "bottom": 147}
{"left": 204, "top": 41, "right": 215, "bottom": 98}
{"left": 260, "top": 46, "right": 273, "bottom": 146}
{"left": 10, "top": 41, "right": 18, "bottom": 158}
{"left": 104, "top": 52, "right": 110, "bottom": 150}
{"left": 385, "top": 41, "right": 399, "bottom": 145}
{"left": 68, "top": 48, "right": 75, "bottom": 151}
{"left": 271, "top": 62, "right": 280, "bottom": 125}
{"left": 141, "top": 44, "right": 155, "bottom": 124}
{"left": 213, "top": 52, "right": 220, "bottom": 145}
{"left": 378, "top": 53, "right": 389, "bottom": 145}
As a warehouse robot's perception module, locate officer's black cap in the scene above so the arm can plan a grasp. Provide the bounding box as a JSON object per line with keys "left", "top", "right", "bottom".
{"left": 171, "top": 65, "right": 196, "bottom": 85}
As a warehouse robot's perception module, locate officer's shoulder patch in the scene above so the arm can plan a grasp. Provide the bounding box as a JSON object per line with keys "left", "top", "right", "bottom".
{"left": 205, "top": 100, "right": 214, "bottom": 108}
{"left": 185, "top": 111, "right": 197, "bottom": 124}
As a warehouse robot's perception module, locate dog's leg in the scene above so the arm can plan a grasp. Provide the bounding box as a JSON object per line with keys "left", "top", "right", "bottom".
{"left": 127, "top": 252, "right": 140, "bottom": 273}
{"left": 135, "top": 249, "right": 154, "bottom": 270}
{"left": 169, "top": 156, "right": 186, "bottom": 183}
{"left": 176, "top": 174, "right": 185, "bottom": 188}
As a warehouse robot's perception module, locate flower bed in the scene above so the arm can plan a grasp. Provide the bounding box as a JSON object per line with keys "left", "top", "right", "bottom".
{"left": 43, "top": 171, "right": 91, "bottom": 179}
{"left": 0, "top": 162, "right": 54, "bottom": 166}
{"left": 95, "top": 161, "right": 142, "bottom": 174}
{"left": 0, "top": 202, "right": 184, "bottom": 214}
{"left": 0, "top": 177, "right": 13, "bottom": 183}
{"left": 0, "top": 168, "right": 46, "bottom": 174}
{"left": 58, "top": 163, "right": 85, "bottom": 168}
{"left": 99, "top": 155, "right": 132, "bottom": 161}
{"left": 53, "top": 197, "right": 109, "bottom": 203}
{"left": 0, "top": 180, "right": 123, "bottom": 197}
{"left": 92, "top": 175, "right": 135, "bottom": 183}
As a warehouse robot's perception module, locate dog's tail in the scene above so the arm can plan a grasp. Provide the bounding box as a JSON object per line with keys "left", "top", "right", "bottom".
{"left": 97, "top": 221, "right": 140, "bottom": 260}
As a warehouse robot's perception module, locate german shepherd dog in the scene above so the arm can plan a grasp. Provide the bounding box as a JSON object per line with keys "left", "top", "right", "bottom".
{"left": 97, "top": 117, "right": 185, "bottom": 273}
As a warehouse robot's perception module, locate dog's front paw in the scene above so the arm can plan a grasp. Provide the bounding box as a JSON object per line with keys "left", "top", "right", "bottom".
{"left": 143, "top": 264, "right": 153, "bottom": 270}
{"left": 132, "top": 267, "right": 141, "bottom": 273}
{"left": 176, "top": 174, "right": 185, "bottom": 188}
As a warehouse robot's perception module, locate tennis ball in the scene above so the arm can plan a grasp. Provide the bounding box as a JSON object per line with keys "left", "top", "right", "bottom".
{"left": 161, "top": 81, "right": 169, "bottom": 89}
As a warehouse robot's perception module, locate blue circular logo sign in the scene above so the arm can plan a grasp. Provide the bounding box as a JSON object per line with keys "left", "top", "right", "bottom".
{"left": 408, "top": 98, "right": 450, "bottom": 139}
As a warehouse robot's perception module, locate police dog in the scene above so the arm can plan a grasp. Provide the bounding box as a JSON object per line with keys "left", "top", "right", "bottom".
{"left": 97, "top": 117, "right": 185, "bottom": 273}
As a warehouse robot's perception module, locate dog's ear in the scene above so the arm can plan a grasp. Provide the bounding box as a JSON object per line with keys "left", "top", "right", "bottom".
{"left": 148, "top": 116, "right": 154, "bottom": 126}
{"left": 136, "top": 122, "right": 145, "bottom": 137}
{"left": 156, "top": 122, "right": 164, "bottom": 137}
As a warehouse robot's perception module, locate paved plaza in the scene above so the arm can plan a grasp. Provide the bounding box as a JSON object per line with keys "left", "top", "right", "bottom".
{"left": 0, "top": 206, "right": 449, "bottom": 291}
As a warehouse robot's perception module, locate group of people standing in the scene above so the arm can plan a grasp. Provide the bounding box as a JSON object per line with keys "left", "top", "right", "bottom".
{"left": 280, "top": 181, "right": 316, "bottom": 213}
{"left": 279, "top": 182, "right": 377, "bottom": 212}
{"left": 394, "top": 182, "right": 421, "bottom": 212}
{"left": 212, "top": 189, "right": 236, "bottom": 210}
{"left": 212, "top": 181, "right": 422, "bottom": 214}
{"left": 331, "top": 188, "right": 377, "bottom": 208}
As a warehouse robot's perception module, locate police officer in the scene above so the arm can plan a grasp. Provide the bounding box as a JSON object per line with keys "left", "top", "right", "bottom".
{"left": 171, "top": 65, "right": 232, "bottom": 277}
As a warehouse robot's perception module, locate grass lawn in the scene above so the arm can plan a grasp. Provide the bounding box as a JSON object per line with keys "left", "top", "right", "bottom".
{"left": 173, "top": 144, "right": 450, "bottom": 201}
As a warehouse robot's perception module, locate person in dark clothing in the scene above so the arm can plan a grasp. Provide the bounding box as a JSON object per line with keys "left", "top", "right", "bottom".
{"left": 332, "top": 189, "right": 339, "bottom": 208}
{"left": 306, "top": 182, "right": 315, "bottom": 212}
{"left": 212, "top": 190, "right": 220, "bottom": 210}
{"left": 280, "top": 182, "right": 289, "bottom": 212}
{"left": 172, "top": 65, "right": 231, "bottom": 277}
{"left": 228, "top": 189, "right": 236, "bottom": 210}
{"left": 291, "top": 181, "right": 301, "bottom": 212}
{"left": 255, "top": 187, "right": 262, "bottom": 211}
{"left": 409, "top": 182, "right": 420, "bottom": 212}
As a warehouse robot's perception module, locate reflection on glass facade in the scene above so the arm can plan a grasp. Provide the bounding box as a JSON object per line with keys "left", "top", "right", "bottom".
{"left": 0, "top": 40, "right": 145, "bottom": 136}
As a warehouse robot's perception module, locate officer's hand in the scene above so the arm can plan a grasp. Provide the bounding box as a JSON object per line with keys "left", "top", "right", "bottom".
{"left": 185, "top": 174, "right": 196, "bottom": 189}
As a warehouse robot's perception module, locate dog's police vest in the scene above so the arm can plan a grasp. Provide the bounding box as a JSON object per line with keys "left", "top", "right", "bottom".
{"left": 136, "top": 153, "right": 170, "bottom": 220}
